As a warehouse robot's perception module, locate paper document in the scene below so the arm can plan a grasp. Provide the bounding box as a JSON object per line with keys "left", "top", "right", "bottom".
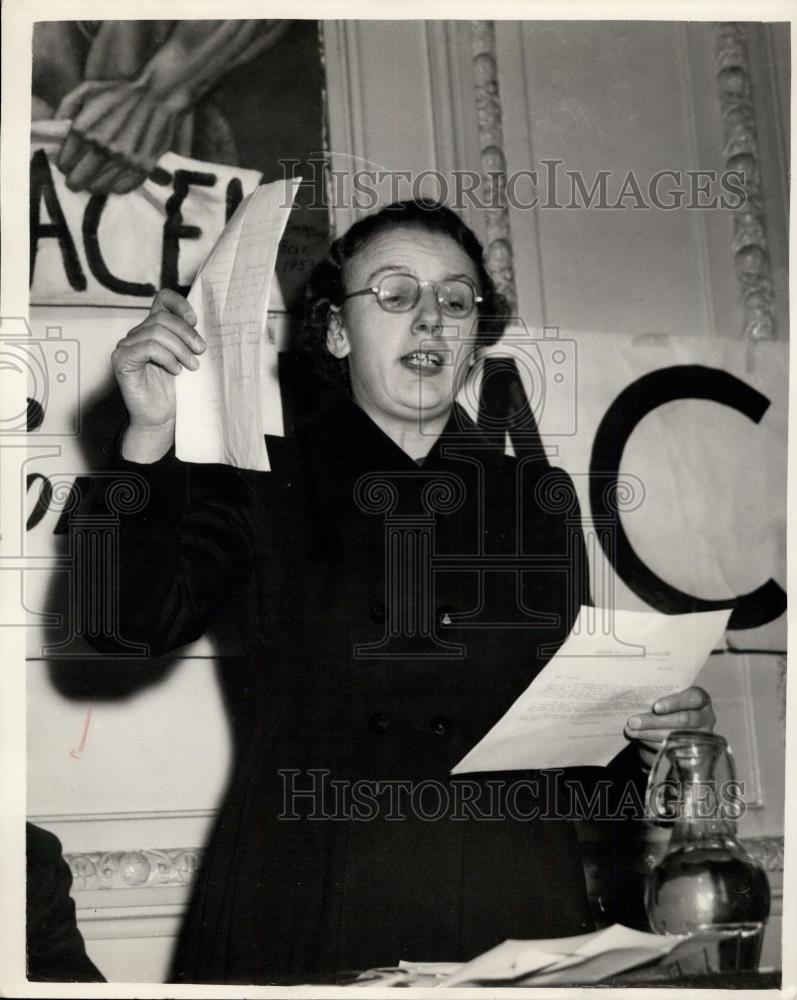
{"left": 452, "top": 606, "right": 731, "bottom": 773}
{"left": 175, "top": 178, "right": 300, "bottom": 471}
{"left": 440, "top": 924, "right": 683, "bottom": 986}
{"left": 347, "top": 925, "right": 686, "bottom": 987}
{"left": 348, "top": 923, "right": 749, "bottom": 987}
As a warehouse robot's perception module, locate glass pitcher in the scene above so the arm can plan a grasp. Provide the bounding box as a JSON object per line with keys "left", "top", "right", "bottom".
{"left": 644, "top": 729, "right": 771, "bottom": 971}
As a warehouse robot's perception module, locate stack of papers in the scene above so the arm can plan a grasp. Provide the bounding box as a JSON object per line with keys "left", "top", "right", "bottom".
{"left": 444, "top": 924, "right": 684, "bottom": 986}
{"left": 347, "top": 925, "right": 686, "bottom": 987}
{"left": 347, "top": 923, "right": 762, "bottom": 987}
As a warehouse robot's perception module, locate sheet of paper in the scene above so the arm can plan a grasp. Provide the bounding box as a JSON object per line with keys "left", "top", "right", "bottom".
{"left": 452, "top": 606, "right": 731, "bottom": 773}
{"left": 175, "top": 177, "right": 300, "bottom": 471}
{"left": 348, "top": 924, "right": 710, "bottom": 987}
{"left": 440, "top": 924, "right": 683, "bottom": 987}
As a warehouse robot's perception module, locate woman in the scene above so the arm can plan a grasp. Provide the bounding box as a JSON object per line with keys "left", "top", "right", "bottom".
{"left": 107, "top": 200, "right": 714, "bottom": 984}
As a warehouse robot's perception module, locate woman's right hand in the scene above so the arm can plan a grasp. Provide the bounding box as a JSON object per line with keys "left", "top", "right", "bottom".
{"left": 112, "top": 289, "right": 205, "bottom": 461}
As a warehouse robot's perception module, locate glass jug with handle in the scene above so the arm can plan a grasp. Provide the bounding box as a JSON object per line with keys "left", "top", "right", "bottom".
{"left": 644, "top": 729, "right": 770, "bottom": 971}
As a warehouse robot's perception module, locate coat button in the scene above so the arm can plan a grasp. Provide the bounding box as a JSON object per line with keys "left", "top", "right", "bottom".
{"left": 437, "top": 604, "right": 455, "bottom": 626}
{"left": 370, "top": 602, "right": 386, "bottom": 624}
{"left": 429, "top": 714, "right": 450, "bottom": 737}
{"left": 369, "top": 712, "right": 391, "bottom": 734}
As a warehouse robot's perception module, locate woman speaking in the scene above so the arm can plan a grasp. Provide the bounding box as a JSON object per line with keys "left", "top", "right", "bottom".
{"left": 104, "top": 199, "right": 714, "bottom": 984}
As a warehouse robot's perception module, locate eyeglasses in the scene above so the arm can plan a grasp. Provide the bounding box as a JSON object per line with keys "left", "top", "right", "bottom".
{"left": 342, "top": 273, "right": 483, "bottom": 318}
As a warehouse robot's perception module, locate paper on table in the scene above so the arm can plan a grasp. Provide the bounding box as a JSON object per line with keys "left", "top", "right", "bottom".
{"left": 440, "top": 924, "right": 684, "bottom": 987}
{"left": 452, "top": 606, "right": 731, "bottom": 773}
{"left": 175, "top": 177, "right": 300, "bottom": 472}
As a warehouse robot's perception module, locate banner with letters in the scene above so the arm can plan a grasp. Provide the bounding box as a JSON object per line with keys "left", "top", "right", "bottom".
{"left": 460, "top": 328, "right": 787, "bottom": 652}
{"left": 29, "top": 123, "right": 264, "bottom": 308}
{"left": 17, "top": 310, "right": 786, "bottom": 657}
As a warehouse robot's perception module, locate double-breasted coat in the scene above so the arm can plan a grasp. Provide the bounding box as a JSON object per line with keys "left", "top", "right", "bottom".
{"left": 105, "top": 392, "right": 600, "bottom": 984}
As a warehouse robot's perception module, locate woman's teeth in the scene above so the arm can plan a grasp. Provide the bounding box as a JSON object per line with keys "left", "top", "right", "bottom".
{"left": 402, "top": 351, "right": 443, "bottom": 367}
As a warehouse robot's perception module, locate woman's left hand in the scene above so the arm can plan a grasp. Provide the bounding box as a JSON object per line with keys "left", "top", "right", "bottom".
{"left": 624, "top": 686, "right": 715, "bottom": 770}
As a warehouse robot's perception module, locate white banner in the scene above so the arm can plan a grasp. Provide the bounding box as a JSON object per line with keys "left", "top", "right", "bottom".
{"left": 29, "top": 122, "right": 263, "bottom": 308}
{"left": 460, "top": 328, "right": 787, "bottom": 651}
{"left": 18, "top": 313, "right": 786, "bottom": 655}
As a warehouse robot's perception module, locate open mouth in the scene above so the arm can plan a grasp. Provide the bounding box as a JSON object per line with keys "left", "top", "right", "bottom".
{"left": 400, "top": 350, "right": 445, "bottom": 371}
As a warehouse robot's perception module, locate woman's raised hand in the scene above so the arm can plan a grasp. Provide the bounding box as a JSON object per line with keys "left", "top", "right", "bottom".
{"left": 112, "top": 289, "right": 205, "bottom": 461}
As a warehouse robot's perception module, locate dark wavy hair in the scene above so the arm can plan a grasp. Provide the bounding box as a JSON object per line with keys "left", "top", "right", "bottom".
{"left": 301, "top": 199, "right": 509, "bottom": 390}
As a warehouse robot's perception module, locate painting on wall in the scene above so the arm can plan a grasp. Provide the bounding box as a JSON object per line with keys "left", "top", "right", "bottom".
{"left": 24, "top": 17, "right": 330, "bottom": 655}
{"left": 30, "top": 19, "right": 328, "bottom": 311}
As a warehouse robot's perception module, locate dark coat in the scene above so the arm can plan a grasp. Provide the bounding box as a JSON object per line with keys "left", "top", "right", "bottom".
{"left": 26, "top": 823, "right": 105, "bottom": 982}
{"left": 108, "top": 393, "right": 598, "bottom": 984}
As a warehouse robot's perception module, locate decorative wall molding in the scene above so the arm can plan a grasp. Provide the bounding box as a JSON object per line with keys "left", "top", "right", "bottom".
{"left": 470, "top": 20, "right": 517, "bottom": 312}
{"left": 740, "top": 653, "right": 765, "bottom": 809}
{"left": 425, "top": 21, "right": 482, "bottom": 239}
{"left": 715, "top": 22, "right": 776, "bottom": 341}
{"left": 64, "top": 832, "right": 784, "bottom": 897}
{"left": 321, "top": 21, "right": 366, "bottom": 236}
{"left": 776, "top": 653, "right": 787, "bottom": 732}
{"left": 641, "top": 834, "right": 785, "bottom": 877}
{"left": 743, "top": 835, "right": 785, "bottom": 874}
{"left": 29, "top": 805, "right": 220, "bottom": 861}
{"left": 425, "top": 23, "right": 470, "bottom": 183}
{"left": 66, "top": 847, "right": 203, "bottom": 891}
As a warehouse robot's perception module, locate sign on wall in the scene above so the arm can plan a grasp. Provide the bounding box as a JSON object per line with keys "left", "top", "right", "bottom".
{"left": 30, "top": 123, "right": 263, "bottom": 308}
{"left": 18, "top": 314, "right": 786, "bottom": 657}
{"left": 461, "top": 328, "right": 787, "bottom": 652}
{"left": 29, "top": 19, "right": 328, "bottom": 310}
{"left": 23, "top": 18, "right": 786, "bottom": 659}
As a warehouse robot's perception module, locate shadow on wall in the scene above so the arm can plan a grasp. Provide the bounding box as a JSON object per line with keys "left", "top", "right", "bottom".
{"left": 39, "top": 375, "right": 258, "bottom": 753}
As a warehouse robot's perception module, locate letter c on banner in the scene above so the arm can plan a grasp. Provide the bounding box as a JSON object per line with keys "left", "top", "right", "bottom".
{"left": 590, "top": 365, "right": 786, "bottom": 630}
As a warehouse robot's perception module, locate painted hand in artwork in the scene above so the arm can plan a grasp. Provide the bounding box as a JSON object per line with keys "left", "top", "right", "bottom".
{"left": 54, "top": 19, "right": 290, "bottom": 195}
